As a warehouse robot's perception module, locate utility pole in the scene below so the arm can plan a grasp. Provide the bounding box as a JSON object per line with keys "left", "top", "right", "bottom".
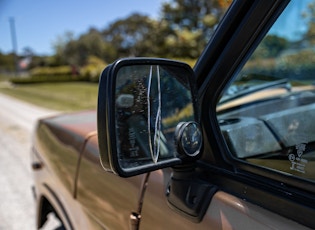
{"left": 9, "top": 17, "right": 19, "bottom": 76}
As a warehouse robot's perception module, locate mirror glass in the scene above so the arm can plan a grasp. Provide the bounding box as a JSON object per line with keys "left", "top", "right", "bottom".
{"left": 115, "top": 64, "right": 195, "bottom": 170}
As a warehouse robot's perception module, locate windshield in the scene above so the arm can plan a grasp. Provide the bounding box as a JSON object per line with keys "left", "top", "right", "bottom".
{"left": 216, "top": 0, "right": 315, "bottom": 182}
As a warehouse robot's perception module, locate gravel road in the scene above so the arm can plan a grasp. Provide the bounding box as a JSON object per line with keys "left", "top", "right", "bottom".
{"left": 0, "top": 93, "right": 59, "bottom": 230}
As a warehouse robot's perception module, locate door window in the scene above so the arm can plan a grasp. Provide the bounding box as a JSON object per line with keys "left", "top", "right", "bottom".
{"left": 216, "top": 0, "right": 315, "bottom": 182}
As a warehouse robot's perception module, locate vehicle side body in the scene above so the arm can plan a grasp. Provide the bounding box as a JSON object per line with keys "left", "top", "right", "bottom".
{"left": 31, "top": 0, "right": 315, "bottom": 229}
{"left": 31, "top": 110, "right": 309, "bottom": 229}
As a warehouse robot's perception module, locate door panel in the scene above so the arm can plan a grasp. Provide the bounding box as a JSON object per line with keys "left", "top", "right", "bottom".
{"left": 76, "top": 135, "right": 143, "bottom": 229}
{"left": 141, "top": 170, "right": 309, "bottom": 229}
{"left": 140, "top": 169, "right": 205, "bottom": 229}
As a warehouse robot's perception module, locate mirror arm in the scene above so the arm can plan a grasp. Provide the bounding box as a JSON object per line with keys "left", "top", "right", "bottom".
{"left": 166, "top": 164, "right": 218, "bottom": 222}
{"left": 130, "top": 172, "right": 151, "bottom": 230}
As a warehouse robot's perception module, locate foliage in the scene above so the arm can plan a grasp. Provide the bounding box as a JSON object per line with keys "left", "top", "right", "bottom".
{"left": 1, "top": 0, "right": 233, "bottom": 80}
{"left": 162, "top": 103, "right": 193, "bottom": 127}
{"left": 0, "top": 52, "right": 15, "bottom": 72}
{"left": 243, "top": 49, "right": 315, "bottom": 80}
{"left": 276, "top": 49, "right": 315, "bottom": 79}
{"left": 251, "top": 35, "right": 289, "bottom": 59}
{"left": 161, "top": 0, "right": 230, "bottom": 31}
{"left": 164, "top": 28, "right": 202, "bottom": 58}
{"left": 64, "top": 28, "right": 109, "bottom": 66}
{"left": 241, "top": 0, "right": 315, "bottom": 81}
{"left": 51, "top": 31, "right": 74, "bottom": 66}
{"left": 80, "top": 56, "right": 107, "bottom": 82}
{"left": 10, "top": 65, "right": 87, "bottom": 84}
{"left": 161, "top": 0, "right": 232, "bottom": 57}
{"left": 102, "top": 14, "right": 158, "bottom": 59}
{"left": 303, "top": 1, "right": 315, "bottom": 44}
{"left": 49, "top": 0, "right": 232, "bottom": 68}
{"left": 10, "top": 75, "right": 88, "bottom": 84}
{"left": 30, "top": 65, "right": 73, "bottom": 76}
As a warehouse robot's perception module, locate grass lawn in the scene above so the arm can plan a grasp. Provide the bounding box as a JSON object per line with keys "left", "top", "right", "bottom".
{"left": 0, "top": 81, "right": 98, "bottom": 111}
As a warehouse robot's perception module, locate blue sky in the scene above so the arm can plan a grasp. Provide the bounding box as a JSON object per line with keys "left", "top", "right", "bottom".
{"left": 0, "top": 0, "right": 165, "bottom": 55}
{"left": 269, "top": 0, "right": 311, "bottom": 41}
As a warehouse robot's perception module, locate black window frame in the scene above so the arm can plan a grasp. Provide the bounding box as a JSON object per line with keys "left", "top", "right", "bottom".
{"left": 195, "top": 0, "right": 315, "bottom": 228}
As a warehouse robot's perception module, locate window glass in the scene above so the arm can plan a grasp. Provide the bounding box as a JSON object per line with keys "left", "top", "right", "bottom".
{"left": 216, "top": 0, "right": 315, "bottom": 181}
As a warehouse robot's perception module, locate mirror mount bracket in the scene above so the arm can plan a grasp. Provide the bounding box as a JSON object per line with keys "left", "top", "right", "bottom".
{"left": 166, "top": 164, "right": 218, "bottom": 222}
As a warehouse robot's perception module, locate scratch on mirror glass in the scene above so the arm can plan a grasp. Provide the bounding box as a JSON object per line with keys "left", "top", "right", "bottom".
{"left": 147, "top": 65, "right": 162, "bottom": 163}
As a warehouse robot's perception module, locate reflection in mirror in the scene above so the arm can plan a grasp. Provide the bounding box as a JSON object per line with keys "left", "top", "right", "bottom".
{"left": 115, "top": 64, "right": 194, "bottom": 170}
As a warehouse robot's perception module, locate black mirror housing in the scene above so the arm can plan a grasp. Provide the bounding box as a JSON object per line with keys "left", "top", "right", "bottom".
{"left": 97, "top": 58, "right": 202, "bottom": 177}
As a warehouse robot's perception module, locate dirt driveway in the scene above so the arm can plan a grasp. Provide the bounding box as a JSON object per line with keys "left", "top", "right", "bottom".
{"left": 0, "top": 93, "right": 58, "bottom": 230}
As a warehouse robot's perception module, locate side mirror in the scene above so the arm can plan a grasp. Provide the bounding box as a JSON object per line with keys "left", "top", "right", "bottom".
{"left": 97, "top": 58, "right": 203, "bottom": 177}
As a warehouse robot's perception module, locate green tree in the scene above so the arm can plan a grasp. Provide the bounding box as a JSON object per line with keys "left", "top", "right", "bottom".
{"left": 160, "top": 0, "right": 231, "bottom": 58}
{"left": 302, "top": 0, "right": 315, "bottom": 45}
{"left": 252, "top": 35, "right": 288, "bottom": 59}
{"left": 102, "top": 13, "right": 158, "bottom": 59}
{"left": 27, "top": 55, "right": 49, "bottom": 69}
{"left": 162, "top": 0, "right": 225, "bottom": 31}
{"left": 80, "top": 55, "right": 107, "bottom": 82}
{"left": 46, "top": 0, "right": 232, "bottom": 67}
{"left": 0, "top": 52, "right": 15, "bottom": 72}
{"left": 62, "top": 28, "right": 110, "bottom": 66}
{"left": 51, "top": 31, "right": 74, "bottom": 66}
